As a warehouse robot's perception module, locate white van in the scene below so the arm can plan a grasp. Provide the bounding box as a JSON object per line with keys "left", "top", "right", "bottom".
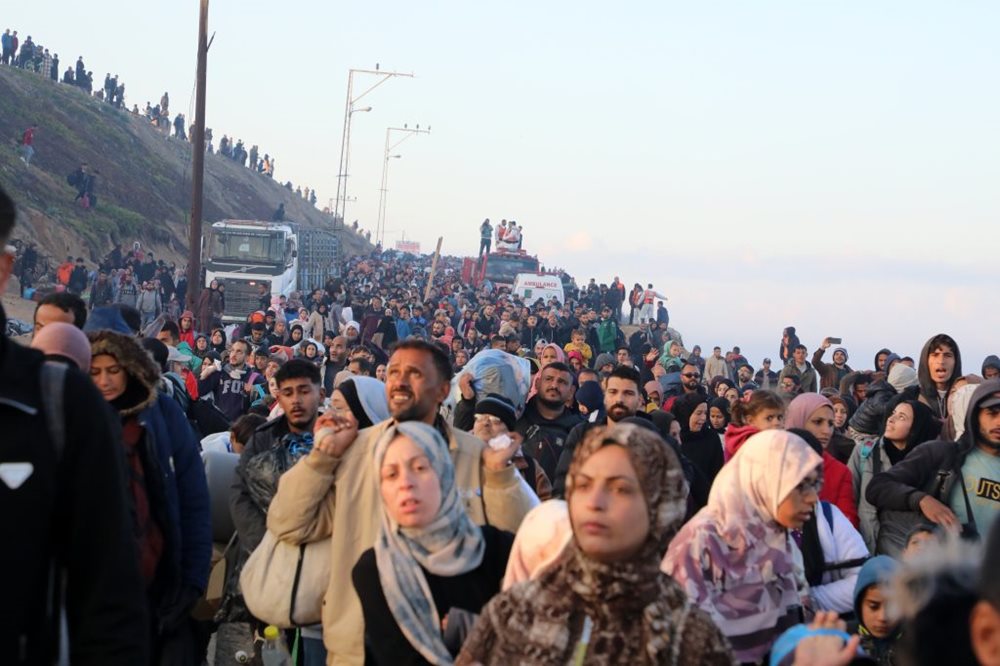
{"left": 512, "top": 273, "right": 565, "bottom": 305}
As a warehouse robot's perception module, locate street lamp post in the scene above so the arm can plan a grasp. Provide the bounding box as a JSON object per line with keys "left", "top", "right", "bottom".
{"left": 333, "top": 67, "right": 413, "bottom": 232}
{"left": 375, "top": 125, "right": 430, "bottom": 247}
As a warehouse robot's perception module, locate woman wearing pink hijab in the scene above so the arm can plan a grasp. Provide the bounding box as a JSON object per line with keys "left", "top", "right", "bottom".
{"left": 785, "top": 393, "right": 859, "bottom": 527}
{"left": 527, "top": 343, "right": 566, "bottom": 400}
{"left": 30, "top": 321, "right": 92, "bottom": 371}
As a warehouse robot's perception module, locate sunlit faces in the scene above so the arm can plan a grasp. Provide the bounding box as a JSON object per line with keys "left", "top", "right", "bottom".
{"left": 978, "top": 404, "right": 1000, "bottom": 449}
{"left": 775, "top": 467, "right": 822, "bottom": 529}
{"left": 804, "top": 405, "right": 835, "bottom": 449}
{"left": 689, "top": 402, "right": 708, "bottom": 432}
{"left": 604, "top": 377, "right": 641, "bottom": 423}
{"left": 927, "top": 345, "right": 956, "bottom": 389}
{"left": 330, "top": 389, "right": 357, "bottom": 428}
{"left": 747, "top": 407, "right": 785, "bottom": 431}
{"left": 883, "top": 403, "right": 914, "bottom": 447}
{"left": 385, "top": 348, "right": 450, "bottom": 423}
{"left": 832, "top": 401, "right": 849, "bottom": 429}
{"left": 724, "top": 387, "right": 739, "bottom": 403}
{"left": 379, "top": 434, "right": 442, "bottom": 529}
{"left": 570, "top": 445, "right": 649, "bottom": 563}
{"left": 276, "top": 377, "right": 322, "bottom": 431}
{"left": 538, "top": 366, "right": 574, "bottom": 407}
{"left": 89, "top": 354, "right": 127, "bottom": 402}
{"left": 473, "top": 413, "right": 509, "bottom": 442}
{"left": 709, "top": 406, "right": 727, "bottom": 430}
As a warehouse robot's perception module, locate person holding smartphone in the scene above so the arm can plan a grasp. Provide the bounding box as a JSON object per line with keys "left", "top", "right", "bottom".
{"left": 813, "top": 337, "right": 853, "bottom": 390}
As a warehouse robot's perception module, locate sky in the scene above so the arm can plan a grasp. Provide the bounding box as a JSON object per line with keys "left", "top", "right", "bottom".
{"left": 9, "top": 1, "right": 1000, "bottom": 370}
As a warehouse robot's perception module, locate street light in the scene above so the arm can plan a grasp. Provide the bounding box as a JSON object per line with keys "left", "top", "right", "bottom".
{"left": 333, "top": 67, "right": 414, "bottom": 233}
{"left": 376, "top": 125, "right": 430, "bottom": 246}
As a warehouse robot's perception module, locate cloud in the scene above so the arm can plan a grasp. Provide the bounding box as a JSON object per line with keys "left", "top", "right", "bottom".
{"left": 565, "top": 231, "right": 594, "bottom": 252}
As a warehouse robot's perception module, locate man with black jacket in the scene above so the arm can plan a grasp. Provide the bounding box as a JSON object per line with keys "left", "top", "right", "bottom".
{"left": 514, "top": 362, "right": 583, "bottom": 482}
{"left": 552, "top": 365, "right": 644, "bottom": 497}
{"left": 220, "top": 359, "right": 325, "bottom": 659}
{"left": 0, "top": 187, "right": 149, "bottom": 664}
{"left": 867, "top": 379, "right": 1000, "bottom": 548}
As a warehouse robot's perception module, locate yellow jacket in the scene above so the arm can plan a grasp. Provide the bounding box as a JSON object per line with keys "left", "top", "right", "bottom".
{"left": 266, "top": 418, "right": 537, "bottom": 665}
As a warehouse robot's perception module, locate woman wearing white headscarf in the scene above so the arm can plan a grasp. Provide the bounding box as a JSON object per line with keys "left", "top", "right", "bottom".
{"left": 330, "top": 376, "right": 390, "bottom": 430}
{"left": 351, "top": 421, "right": 514, "bottom": 665}
{"left": 662, "top": 430, "right": 824, "bottom": 664}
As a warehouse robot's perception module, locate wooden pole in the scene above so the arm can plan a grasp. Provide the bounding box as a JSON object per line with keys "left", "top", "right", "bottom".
{"left": 423, "top": 237, "right": 443, "bottom": 302}
{"left": 186, "top": 0, "right": 209, "bottom": 310}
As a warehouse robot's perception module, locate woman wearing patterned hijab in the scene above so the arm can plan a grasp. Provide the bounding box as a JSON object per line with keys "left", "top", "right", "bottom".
{"left": 662, "top": 430, "right": 824, "bottom": 664}
{"left": 457, "top": 423, "right": 732, "bottom": 666}
{"left": 351, "top": 421, "right": 514, "bottom": 665}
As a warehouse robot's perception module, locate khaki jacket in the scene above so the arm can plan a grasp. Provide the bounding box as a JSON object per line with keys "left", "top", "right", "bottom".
{"left": 266, "top": 418, "right": 537, "bottom": 665}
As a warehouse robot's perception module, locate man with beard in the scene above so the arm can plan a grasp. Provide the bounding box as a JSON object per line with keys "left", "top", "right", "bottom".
{"left": 198, "top": 339, "right": 262, "bottom": 421}
{"left": 322, "top": 335, "right": 349, "bottom": 395}
{"left": 223, "top": 360, "right": 325, "bottom": 659}
{"left": 663, "top": 361, "right": 705, "bottom": 412}
{"left": 512, "top": 362, "right": 583, "bottom": 481}
{"left": 867, "top": 379, "right": 1000, "bottom": 544}
{"left": 735, "top": 362, "right": 755, "bottom": 391}
{"left": 812, "top": 338, "right": 854, "bottom": 390}
{"left": 265, "top": 339, "right": 536, "bottom": 664}
{"left": 551, "top": 365, "right": 644, "bottom": 497}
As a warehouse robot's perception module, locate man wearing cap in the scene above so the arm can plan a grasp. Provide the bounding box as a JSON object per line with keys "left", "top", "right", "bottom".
{"left": 813, "top": 338, "right": 854, "bottom": 390}
{"left": 754, "top": 358, "right": 779, "bottom": 390}
{"left": 867, "top": 379, "right": 1000, "bottom": 547}
{"left": 474, "top": 393, "right": 551, "bottom": 499}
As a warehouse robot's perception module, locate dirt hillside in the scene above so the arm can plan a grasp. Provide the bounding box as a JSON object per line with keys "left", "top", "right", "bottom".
{"left": 0, "top": 64, "right": 371, "bottom": 267}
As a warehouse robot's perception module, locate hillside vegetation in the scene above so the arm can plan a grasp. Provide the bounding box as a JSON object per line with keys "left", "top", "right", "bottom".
{"left": 0, "top": 65, "right": 370, "bottom": 265}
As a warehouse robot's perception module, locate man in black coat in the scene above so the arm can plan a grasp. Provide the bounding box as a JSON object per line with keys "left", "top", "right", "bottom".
{"left": 0, "top": 187, "right": 149, "bottom": 664}
{"left": 867, "top": 379, "right": 1000, "bottom": 548}
{"left": 514, "top": 362, "right": 583, "bottom": 482}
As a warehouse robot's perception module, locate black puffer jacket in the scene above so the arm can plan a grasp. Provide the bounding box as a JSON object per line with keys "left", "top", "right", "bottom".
{"left": 848, "top": 380, "right": 897, "bottom": 437}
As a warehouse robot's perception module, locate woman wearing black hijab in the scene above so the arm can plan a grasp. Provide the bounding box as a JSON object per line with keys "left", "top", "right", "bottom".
{"left": 671, "top": 392, "right": 724, "bottom": 486}
{"left": 780, "top": 326, "right": 801, "bottom": 364}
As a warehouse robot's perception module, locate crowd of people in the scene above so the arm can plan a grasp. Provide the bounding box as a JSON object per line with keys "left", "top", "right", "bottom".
{"left": 4, "top": 25, "right": 330, "bottom": 208}
{"left": 3, "top": 181, "right": 1000, "bottom": 666}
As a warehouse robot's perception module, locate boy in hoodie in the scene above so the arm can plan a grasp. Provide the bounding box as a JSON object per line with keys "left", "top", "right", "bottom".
{"left": 983, "top": 355, "right": 1000, "bottom": 381}
{"left": 867, "top": 378, "right": 1000, "bottom": 543}
{"left": 917, "top": 333, "right": 962, "bottom": 441}
{"left": 854, "top": 556, "right": 902, "bottom": 665}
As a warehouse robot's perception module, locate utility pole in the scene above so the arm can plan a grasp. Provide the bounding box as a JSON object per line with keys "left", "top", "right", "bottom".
{"left": 186, "top": 0, "right": 209, "bottom": 310}
{"left": 376, "top": 124, "right": 430, "bottom": 247}
{"left": 333, "top": 67, "right": 413, "bottom": 232}
{"left": 423, "top": 237, "right": 443, "bottom": 301}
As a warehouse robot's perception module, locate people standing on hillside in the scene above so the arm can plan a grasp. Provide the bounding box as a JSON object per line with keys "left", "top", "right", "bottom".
{"left": 160, "top": 91, "right": 169, "bottom": 117}
{"left": 19, "top": 124, "right": 37, "bottom": 166}
{"left": 173, "top": 113, "right": 186, "bottom": 140}
{"left": 1, "top": 29, "right": 12, "bottom": 66}
{"left": 640, "top": 283, "right": 667, "bottom": 323}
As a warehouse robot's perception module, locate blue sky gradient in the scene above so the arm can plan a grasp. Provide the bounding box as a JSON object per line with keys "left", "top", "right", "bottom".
{"left": 8, "top": 1, "right": 998, "bottom": 368}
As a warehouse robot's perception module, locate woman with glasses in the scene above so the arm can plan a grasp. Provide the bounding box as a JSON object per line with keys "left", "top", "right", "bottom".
{"left": 473, "top": 394, "right": 552, "bottom": 500}
{"left": 663, "top": 430, "right": 823, "bottom": 664}
{"left": 328, "top": 376, "right": 390, "bottom": 430}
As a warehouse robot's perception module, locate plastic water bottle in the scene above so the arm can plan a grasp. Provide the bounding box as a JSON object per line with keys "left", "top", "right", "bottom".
{"left": 260, "top": 625, "right": 292, "bottom": 666}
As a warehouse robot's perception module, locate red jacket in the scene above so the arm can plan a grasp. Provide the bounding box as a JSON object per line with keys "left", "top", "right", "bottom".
{"left": 724, "top": 424, "right": 759, "bottom": 461}
{"left": 820, "top": 451, "right": 858, "bottom": 528}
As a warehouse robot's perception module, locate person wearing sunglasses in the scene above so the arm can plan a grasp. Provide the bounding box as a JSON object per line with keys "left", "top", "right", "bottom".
{"left": 663, "top": 430, "right": 824, "bottom": 664}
